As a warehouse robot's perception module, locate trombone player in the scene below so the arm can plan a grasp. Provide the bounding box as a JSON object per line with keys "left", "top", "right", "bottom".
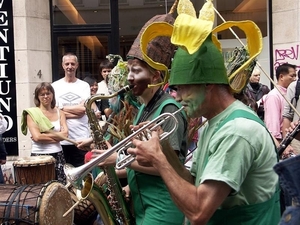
{"left": 127, "top": 1, "right": 281, "bottom": 224}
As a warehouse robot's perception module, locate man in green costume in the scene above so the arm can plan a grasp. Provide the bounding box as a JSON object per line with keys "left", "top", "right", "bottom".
{"left": 127, "top": 1, "right": 281, "bottom": 224}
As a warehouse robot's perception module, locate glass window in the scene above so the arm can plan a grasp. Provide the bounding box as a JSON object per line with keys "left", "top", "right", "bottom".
{"left": 53, "top": 0, "right": 110, "bottom": 25}
{"left": 55, "top": 36, "right": 109, "bottom": 80}
{"left": 99, "top": 0, "right": 128, "bottom": 4}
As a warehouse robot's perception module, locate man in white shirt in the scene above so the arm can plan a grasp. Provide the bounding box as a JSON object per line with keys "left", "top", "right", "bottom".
{"left": 52, "top": 53, "right": 91, "bottom": 167}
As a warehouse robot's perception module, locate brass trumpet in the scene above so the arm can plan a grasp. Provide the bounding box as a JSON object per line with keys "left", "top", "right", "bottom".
{"left": 115, "top": 106, "right": 184, "bottom": 169}
{"left": 64, "top": 106, "right": 184, "bottom": 186}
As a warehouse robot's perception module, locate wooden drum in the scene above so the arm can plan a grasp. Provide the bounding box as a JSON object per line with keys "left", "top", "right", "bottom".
{"left": 13, "top": 156, "right": 56, "bottom": 185}
{"left": 67, "top": 185, "right": 98, "bottom": 225}
{"left": 0, "top": 182, "right": 74, "bottom": 225}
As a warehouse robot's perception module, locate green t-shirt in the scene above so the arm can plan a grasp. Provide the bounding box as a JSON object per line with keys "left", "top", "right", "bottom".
{"left": 190, "top": 100, "right": 280, "bottom": 224}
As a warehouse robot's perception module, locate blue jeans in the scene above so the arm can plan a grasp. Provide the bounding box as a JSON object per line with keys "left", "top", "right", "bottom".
{"left": 274, "top": 155, "right": 300, "bottom": 225}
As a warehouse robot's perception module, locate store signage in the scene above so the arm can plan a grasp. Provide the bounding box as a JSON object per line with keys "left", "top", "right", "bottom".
{"left": 0, "top": 0, "right": 18, "bottom": 155}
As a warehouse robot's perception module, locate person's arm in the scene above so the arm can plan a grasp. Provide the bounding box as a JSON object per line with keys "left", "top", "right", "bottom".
{"left": 0, "top": 115, "right": 7, "bottom": 163}
{"left": 282, "top": 81, "right": 296, "bottom": 137}
{"left": 287, "top": 120, "right": 300, "bottom": 141}
{"left": 101, "top": 99, "right": 112, "bottom": 119}
{"left": 104, "top": 108, "right": 112, "bottom": 119}
{"left": 115, "top": 168, "right": 127, "bottom": 178}
{"left": 27, "top": 115, "right": 58, "bottom": 143}
{"left": 0, "top": 114, "right": 7, "bottom": 134}
{"left": 92, "top": 148, "right": 162, "bottom": 176}
{"left": 54, "top": 109, "right": 68, "bottom": 141}
{"left": 61, "top": 101, "right": 86, "bottom": 119}
{"left": 282, "top": 117, "right": 292, "bottom": 138}
{"left": 77, "top": 137, "right": 93, "bottom": 150}
{"left": 128, "top": 131, "right": 231, "bottom": 224}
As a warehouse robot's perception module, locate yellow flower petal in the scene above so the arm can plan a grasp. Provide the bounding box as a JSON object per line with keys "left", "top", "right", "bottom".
{"left": 140, "top": 22, "right": 174, "bottom": 86}
{"left": 177, "top": 0, "right": 196, "bottom": 17}
{"left": 171, "top": 14, "right": 213, "bottom": 54}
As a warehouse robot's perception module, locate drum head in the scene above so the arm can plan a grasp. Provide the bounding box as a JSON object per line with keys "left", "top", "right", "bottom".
{"left": 39, "top": 182, "right": 74, "bottom": 225}
{"left": 13, "top": 156, "right": 56, "bottom": 166}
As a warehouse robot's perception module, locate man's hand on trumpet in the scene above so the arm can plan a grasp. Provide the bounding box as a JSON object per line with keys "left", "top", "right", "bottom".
{"left": 127, "top": 130, "right": 163, "bottom": 167}
{"left": 129, "top": 121, "right": 164, "bottom": 142}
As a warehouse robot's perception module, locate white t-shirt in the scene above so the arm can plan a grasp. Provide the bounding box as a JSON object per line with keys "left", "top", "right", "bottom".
{"left": 31, "top": 110, "right": 61, "bottom": 154}
{"left": 52, "top": 78, "right": 91, "bottom": 144}
{"left": 97, "top": 80, "right": 109, "bottom": 95}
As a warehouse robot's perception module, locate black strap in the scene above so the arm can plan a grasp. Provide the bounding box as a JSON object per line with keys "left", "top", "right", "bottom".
{"left": 134, "top": 88, "right": 164, "bottom": 125}
{"left": 5, "top": 185, "right": 28, "bottom": 222}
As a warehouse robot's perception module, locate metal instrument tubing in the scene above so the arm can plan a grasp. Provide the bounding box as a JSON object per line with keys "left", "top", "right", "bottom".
{"left": 65, "top": 107, "right": 184, "bottom": 186}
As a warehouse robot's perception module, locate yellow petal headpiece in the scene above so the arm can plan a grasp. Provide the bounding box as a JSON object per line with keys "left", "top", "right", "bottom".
{"left": 140, "top": 0, "right": 263, "bottom": 92}
{"left": 171, "top": 0, "right": 214, "bottom": 54}
{"left": 140, "top": 22, "right": 174, "bottom": 87}
{"left": 212, "top": 21, "right": 263, "bottom": 92}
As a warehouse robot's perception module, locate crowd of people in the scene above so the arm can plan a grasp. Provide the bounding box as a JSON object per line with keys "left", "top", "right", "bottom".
{"left": 0, "top": 0, "right": 299, "bottom": 225}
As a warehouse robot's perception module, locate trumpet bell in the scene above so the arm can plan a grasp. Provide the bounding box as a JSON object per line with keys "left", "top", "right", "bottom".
{"left": 64, "top": 163, "right": 85, "bottom": 189}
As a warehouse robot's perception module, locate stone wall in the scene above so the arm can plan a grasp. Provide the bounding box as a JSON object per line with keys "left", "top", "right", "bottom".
{"left": 13, "top": 0, "right": 52, "bottom": 158}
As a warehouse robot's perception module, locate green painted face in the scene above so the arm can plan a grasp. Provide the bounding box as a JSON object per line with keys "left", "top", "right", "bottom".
{"left": 177, "top": 84, "right": 206, "bottom": 118}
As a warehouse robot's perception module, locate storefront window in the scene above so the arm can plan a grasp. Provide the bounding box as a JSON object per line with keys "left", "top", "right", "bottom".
{"left": 56, "top": 36, "right": 108, "bottom": 80}
{"left": 53, "top": 0, "right": 110, "bottom": 25}
{"left": 52, "top": 0, "right": 117, "bottom": 81}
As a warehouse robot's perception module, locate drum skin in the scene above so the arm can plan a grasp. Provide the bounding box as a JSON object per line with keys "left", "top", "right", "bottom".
{"left": 0, "top": 181, "right": 74, "bottom": 225}
{"left": 13, "top": 156, "right": 56, "bottom": 185}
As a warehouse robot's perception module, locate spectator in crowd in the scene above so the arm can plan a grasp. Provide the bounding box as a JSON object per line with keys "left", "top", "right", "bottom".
{"left": 282, "top": 70, "right": 300, "bottom": 156}
{"left": 83, "top": 75, "right": 112, "bottom": 120}
{"left": 21, "top": 82, "right": 68, "bottom": 183}
{"left": 97, "top": 59, "right": 114, "bottom": 96}
{"left": 264, "top": 63, "right": 296, "bottom": 142}
{"left": 244, "top": 67, "right": 270, "bottom": 120}
{"left": 52, "top": 53, "right": 91, "bottom": 167}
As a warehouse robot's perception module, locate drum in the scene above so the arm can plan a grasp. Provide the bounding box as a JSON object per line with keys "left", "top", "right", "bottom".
{"left": 0, "top": 181, "right": 74, "bottom": 225}
{"left": 67, "top": 185, "right": 98, "bottom": 225}
{"left": 13, "top": 156, "right": 56, "bottom": 185}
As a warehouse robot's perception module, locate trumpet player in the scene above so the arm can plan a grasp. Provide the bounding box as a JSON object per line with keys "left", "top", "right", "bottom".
{"left": 91, "top": 13, "right": 188, "bottom": 225}
{"left": 127, "top": 1, "right": 281, "bottom": 225}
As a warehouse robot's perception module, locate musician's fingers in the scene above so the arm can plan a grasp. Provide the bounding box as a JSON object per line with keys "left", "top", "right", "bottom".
{"left": 91, "top": 149, "right": 105, "bottom": 158}
{"left": 290, "top": 122, "right": 296, "bottom": 129}
{"left": 127, "top": 147, "right": 136, "bottom": 156}
{"left": 285, "top": 145, "right": 293, "bottom": 154}
{"left": 155, "top": 126, "right": 164, "bottom": 135}
{"left": 151, "top": 130, "right": 161, "bottom": 137}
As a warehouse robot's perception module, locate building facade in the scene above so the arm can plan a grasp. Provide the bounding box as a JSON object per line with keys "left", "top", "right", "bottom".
{"left": 1, "top": 0, "right": 297, "bottom": 160}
